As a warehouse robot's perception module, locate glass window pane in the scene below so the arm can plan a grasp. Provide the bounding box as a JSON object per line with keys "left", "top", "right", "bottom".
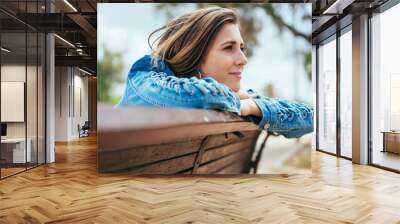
{"left": 38, "top": 32, "right": 45, "bottom": 165}
{"left": 27, "top": 31, "right": 38, "bottom": 169}
{"left": 371, "top": 3, "right": 400, "bottom": 171}
{"left": 1, "top": 31, "right": 27, "bottom": 177}
{"left": 318, "top": 37, "right": 337, "bottom": 154}
{"left": 340, "top": 29, "right": 352, "bottom": 158}
{"left": 0, "top": 1, "right": 46, "bottom": 179}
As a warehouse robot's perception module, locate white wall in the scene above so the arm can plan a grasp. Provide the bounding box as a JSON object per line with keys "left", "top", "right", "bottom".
{"left": 55, "top": 67, "right": 89, "bottom": 141}
{"left": 1, "top": 63, "right": 46, "bottom": 164}
{"left": 1, "top": 65, "right": 40, "bottom": 138}
{"left": 55, "top": 66, "right": 69, "bottom": 141}
{"left": 1, "top": 65, "right": 26, "bottom": 131}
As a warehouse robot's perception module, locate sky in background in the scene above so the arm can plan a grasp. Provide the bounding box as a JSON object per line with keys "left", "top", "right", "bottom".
{"left": 98, "top": 3, "right": 312, "bottom": 104}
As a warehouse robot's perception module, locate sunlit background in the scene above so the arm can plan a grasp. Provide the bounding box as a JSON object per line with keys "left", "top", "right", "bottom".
{"left": 97, "top": 3, "right": 312, "bottom": 174}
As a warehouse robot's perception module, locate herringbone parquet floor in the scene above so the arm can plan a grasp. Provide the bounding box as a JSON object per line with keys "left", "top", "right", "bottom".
{"left": 1, "top": 134, "right": 400, "bottom": 223}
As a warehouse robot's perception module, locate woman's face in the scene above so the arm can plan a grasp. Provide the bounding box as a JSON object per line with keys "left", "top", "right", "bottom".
{"left": 200, "top": 23, "right": 248, "bottom": 92}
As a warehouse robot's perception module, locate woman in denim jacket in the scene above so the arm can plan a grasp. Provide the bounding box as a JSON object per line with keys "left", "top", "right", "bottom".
{"left": 117, "top": 7, "right": 313, "bottom": 138}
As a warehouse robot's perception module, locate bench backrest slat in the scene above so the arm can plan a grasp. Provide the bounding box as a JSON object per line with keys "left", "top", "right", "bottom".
{"left": 98, "top": 106, "right": 262, "bottom": 174}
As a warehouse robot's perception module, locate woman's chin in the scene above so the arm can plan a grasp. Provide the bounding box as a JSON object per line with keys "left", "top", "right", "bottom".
{"left": 216, "top": 79, "right": 240, "bottom": 92}
{"left": 230, "top": 84, "right": 240, "bottom": 93}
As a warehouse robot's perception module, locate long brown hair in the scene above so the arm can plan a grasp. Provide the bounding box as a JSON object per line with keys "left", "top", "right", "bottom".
{"left": 148, "top": 7, "right": 239, "bottom": 77}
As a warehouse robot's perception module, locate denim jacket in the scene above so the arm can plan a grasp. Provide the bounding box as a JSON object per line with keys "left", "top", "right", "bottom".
{"left": 117, "top": 55, "right": 314, "bottom": 138}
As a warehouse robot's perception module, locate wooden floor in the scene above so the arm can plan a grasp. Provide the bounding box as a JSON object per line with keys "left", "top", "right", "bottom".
{"left": 1, "top": 135, "right": 400, "bottom": 223}
{"left": 1, "top": 167, "right": 26, "bottom": 178}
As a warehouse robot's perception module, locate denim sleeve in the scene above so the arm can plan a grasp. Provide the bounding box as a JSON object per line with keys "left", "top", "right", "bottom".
{"left": 251, "top": 95, "right": 314, "bottom": 138}
{"left": 127, "top": 70, "right": 241, "bottom": 113}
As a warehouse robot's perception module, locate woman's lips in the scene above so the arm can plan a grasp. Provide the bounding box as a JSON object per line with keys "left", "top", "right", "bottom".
{"left": 229, "top": 72, "right": 242, "bottom": 79}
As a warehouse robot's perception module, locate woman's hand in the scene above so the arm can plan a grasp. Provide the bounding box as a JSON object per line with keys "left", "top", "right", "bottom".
{"left": 240, "top": 98, "right": 262, "bottom": 117}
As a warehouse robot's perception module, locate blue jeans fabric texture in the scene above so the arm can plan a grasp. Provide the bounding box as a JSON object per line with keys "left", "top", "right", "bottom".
{"left": 117, "top": 55, "right": 314, "bottom": 138}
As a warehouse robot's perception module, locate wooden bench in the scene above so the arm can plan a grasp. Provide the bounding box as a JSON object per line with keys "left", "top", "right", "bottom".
{"left": 98, "top": 106, "right": 269, "bottom": 174}
{"left": 382, "top": 131, "right": 400, "bottom": 154}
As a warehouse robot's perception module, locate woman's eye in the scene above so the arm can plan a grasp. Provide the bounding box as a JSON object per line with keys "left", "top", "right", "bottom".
{"left": 223, "top": 45, "right": 245, "bottom": 53}
{"left": 224, "top": 46, "right": 233, "bottom": 50}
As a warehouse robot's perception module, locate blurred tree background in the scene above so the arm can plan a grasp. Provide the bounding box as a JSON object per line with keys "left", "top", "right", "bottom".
{"left": 97, "top": 47, "right": 124, "bottom": 104}
{"left": 154, "top": 3, "right": 312, "bottom": 89}
{"left": 98, "top": 3, "right": 311, "bottom": 104}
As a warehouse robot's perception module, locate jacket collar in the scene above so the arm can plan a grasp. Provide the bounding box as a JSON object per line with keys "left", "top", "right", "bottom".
{"left": 128, "top": 54, "right": 175, "bottom": 78}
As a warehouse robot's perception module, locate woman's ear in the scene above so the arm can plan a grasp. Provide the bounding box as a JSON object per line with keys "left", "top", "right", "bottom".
{"left": 197, "top": 69, "right": 203, "bottom": 79}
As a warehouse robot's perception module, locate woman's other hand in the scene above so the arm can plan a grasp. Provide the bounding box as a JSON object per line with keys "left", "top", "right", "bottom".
{"left": 240, "top": 98, "right": 262, "bottom": 116}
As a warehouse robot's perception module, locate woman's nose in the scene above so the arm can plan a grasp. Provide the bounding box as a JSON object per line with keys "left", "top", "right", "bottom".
{"left": 236, "top": 51, "right": 248, "bottom": 66}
